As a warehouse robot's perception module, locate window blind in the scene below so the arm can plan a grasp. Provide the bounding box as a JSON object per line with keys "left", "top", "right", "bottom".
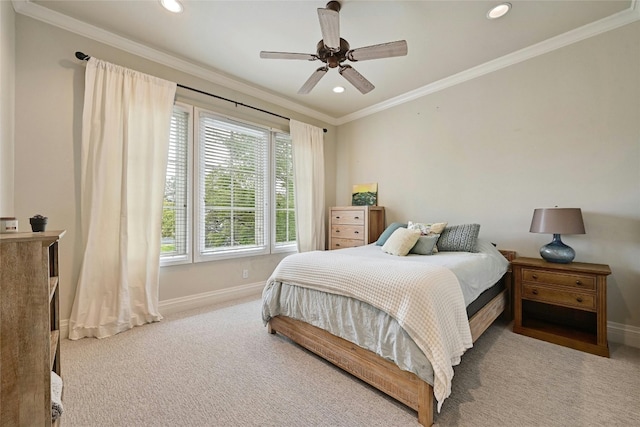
{"left": 274, "top": 132, "right": 296, "bottom": 245}
{"left": 162, "top": 105, "right": 190, "bottom": 260}
{"left": 198, "top": 111, "right": 269, "bottom": 254}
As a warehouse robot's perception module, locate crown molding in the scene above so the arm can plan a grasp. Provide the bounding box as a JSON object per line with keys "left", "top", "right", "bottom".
{"left": 337, "top": 1, "right": 640, "bottom": 125}
{"left": 12, "top": 0, "right": 639, "bottom": 127}
{"left": 11, "top": 0, "right": 339, "bottom": 126}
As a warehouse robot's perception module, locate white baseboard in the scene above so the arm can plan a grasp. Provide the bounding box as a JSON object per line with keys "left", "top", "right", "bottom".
{"left": 60, "top": 281, "right": 264, "bottom": 339}
{"left": 608, "top": 321, "right": 640, "bottom": 349}
{"left": 157, "top": 281, "right": 264, "bottom": 316}
{"left": 60, "top": 289, "right": 640, "bottom": 350}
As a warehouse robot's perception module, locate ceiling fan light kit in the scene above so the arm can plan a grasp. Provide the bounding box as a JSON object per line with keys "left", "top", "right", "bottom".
{"left": 487, "top": 3, "right": 512, "bottom": 19}
{"left": 260, "top": 1, "right": 408, "bottom": 95}
{"left": 160, "top": 0, "right": 183, "bottom": 14}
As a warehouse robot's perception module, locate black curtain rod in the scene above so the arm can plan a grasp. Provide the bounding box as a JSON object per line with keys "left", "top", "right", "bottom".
{"left": 75, "top": 51, "right": 327, "bottom": 133}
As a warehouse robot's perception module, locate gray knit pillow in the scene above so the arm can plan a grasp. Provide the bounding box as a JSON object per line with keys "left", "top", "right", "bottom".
{"left": 437, "top": 224, "right": 481, "bottom": 252}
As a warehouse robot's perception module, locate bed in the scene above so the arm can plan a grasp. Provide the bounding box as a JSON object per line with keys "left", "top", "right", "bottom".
{"left": 262, "top": 235, "right": 515, "bottom": 426}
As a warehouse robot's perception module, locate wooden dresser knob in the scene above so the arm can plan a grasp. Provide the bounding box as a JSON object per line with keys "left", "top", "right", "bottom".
{"left": 576, "top": 280, "right": 582, "bottom": 285}
{"left": 532, "top": 274, "right": 538, "bottom": 280}
{"left": 576, "top": 297, "right": 583, "bottom": 303}
{"left": 532, "top": 289, "right": 539, "bottom": 295}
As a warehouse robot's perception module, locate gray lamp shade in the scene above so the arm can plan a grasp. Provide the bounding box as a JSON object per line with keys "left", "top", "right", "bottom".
{"left": 529, "top": 208, "right": 585, "bottom": 235}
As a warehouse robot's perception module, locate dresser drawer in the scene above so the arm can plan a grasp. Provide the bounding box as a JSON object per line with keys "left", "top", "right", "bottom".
{"left": 331, "top": 210, "right": 365, "bottom": 225}
{"left": 330, "top": 237, "right": 365, "bottom": 250}
{"left": 522, "top": 283, "right": 596, "bottom": 311}
{"left": 331, "top": 225, "right": 365, "bottom": 240}
{"left": 522, "top": 268, "right": 596, "bottom": 290}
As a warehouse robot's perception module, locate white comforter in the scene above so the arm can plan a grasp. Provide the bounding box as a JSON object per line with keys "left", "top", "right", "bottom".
{"left": 264, "top": 249, "right": 473, "bottom": 410}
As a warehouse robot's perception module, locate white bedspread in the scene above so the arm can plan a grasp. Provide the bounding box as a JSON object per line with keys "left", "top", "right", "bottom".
{"left": 264, "top": 249, "right": 473, "bottom": 410}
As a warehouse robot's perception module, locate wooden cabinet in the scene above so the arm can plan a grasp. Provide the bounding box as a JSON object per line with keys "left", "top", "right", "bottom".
{"left": 1, "top": 230, "right": 65, "bottom": 425}
{"left": 512, "top": 257, "right": 610, "bottom": 357}
{"left": 329, "top": 206, "right": 385, "bottom": 250}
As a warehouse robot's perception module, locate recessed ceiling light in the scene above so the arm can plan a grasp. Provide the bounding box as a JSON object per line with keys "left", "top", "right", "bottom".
{"left": 333, "top": 86, "right": 345, "bottom": 93}
{"left": 487, "top": 3, "right": 511, "bottom": 19}
{"left": 160, "top": 0, "right": 183, "bottom": 13}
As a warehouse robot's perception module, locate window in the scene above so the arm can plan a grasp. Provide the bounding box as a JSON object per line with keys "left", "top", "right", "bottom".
{"left": 273, "top": 132, "right": 296, "bottom": 247}
{"left": 161, "top": 104, "right": 296, "bottom": 265}
{"left": 161, "top": 103, "right": 192, "bottom": 265}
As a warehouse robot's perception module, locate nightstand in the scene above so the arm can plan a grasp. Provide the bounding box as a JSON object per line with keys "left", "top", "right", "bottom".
{"left": 512, "top": 257, "right": 611, "bottom": 357}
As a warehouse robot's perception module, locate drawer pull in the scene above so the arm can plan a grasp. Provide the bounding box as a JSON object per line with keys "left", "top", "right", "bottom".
{"left": 576, "top": 297, "right": 583, "bottom": 303}
{"left": 354, "top": 216, "right": 360, "bottom": 219}
{"left": 354, "top": 231, "right": 359, "bottom": 234}
{"left": 336, "top": 216, "right": 340, "bottom": 219}
{"left": 532, "top": 289, "right": 538, "bottom": 295}
{"left": 576, "top": 280, "right": 582, "bottom": 285}
{"left": 532, "top": 274, "right": 538, "bottom": 280}
{"left": 336, "top": 243, "right": 341, "bottom": 247}
{"left": 335, "top": 230, "right": 340, "bottom": 233}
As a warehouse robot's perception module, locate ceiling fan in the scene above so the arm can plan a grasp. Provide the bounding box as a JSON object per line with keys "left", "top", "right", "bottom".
{"left": 259, "top": 1, "right": 408, "bottom": 95}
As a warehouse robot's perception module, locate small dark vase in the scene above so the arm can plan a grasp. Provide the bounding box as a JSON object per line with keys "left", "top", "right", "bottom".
{"left": 30, "top": 216, "right": 48, "bottom": 232}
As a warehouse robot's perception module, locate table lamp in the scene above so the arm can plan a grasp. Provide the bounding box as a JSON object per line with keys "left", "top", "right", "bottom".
{"left": 529, "top": 207, "right": 585, "bottom": 263}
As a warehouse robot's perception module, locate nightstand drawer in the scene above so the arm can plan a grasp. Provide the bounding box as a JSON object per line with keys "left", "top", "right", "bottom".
{"left": 522, "top": 284, "right": 596, "bottom": 311}
{"left": 330, "top": 237, "right": 364, "bottom": 250}
{"left": 331, "top": 210, "right": 366, "bottom": 225}
{"left": 331, "top": 225, "right": 365, "bottom": 240}
{"left": 522, "top": 268, "right": 596, "bottom": 290}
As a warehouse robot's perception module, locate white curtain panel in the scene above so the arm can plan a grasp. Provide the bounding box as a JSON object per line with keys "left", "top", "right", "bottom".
{"left": 69, "top": 58, "right": 176, "bottom": 339}
{"left": 290, "top": 120, "right": 325, "bottom": 252}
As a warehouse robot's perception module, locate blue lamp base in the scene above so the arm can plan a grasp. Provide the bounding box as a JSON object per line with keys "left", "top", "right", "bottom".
{"left": 540, "top": 234, "right": 575, "bottom": 264}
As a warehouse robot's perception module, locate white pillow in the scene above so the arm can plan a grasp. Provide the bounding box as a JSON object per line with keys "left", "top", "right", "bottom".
{"left": 381, "top": 228, "right": 421, "bottom": 256}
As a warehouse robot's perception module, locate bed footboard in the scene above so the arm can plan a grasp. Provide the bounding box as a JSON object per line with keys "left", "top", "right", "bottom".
{"left": 267, "top": 287, "right": 509, "bottom": 426}
{"left": 268, "top": 315, "right": 435, "bottom": 425}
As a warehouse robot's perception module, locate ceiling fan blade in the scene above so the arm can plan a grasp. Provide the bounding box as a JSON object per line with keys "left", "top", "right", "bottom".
{"left": 347, "top": 40, "right": 408, "bottom": 62}
{"left": 298, "top": 67, "right": 328, "bottom": 94}
{"left": 318, "top": 5, "right": 340, "bottom": 51}
{"left": 339, "top": 65, "right": 374, "bottom": 94}
{"left": 260, "top": 51, "right": 317, "bottom": 61}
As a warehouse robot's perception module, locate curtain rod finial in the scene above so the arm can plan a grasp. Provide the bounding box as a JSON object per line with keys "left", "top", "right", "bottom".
{"left": 75, "top": 51, "right": 90, "bottom": 61}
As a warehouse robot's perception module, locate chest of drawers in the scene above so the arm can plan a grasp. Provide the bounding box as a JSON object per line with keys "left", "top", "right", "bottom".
{"left": 512, "top": 257, "right": 611, "bottom": 357}
{"left": 329, "top": 206, "right": 385, "bottom": 250}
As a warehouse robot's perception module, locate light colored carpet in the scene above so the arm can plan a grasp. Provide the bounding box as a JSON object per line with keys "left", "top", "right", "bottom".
{"left": 61, "top": 297, "right": 640, "bottom": 426}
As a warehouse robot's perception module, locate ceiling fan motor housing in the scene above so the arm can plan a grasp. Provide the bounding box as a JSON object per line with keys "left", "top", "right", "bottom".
{"left": 325, "top": 1, "right": 341, "bottom": 13}
{"left": 316, "top": 38, "right": 350, "bottom": 68}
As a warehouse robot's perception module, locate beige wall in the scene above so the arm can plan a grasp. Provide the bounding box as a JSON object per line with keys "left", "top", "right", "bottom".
{"left": 13, "top": 15, "right": 336, "bottom": 320}
{"left": 0, "top": 1, "right": 15, "bottom": 216}
{"left": 12, "top": 12, "right": 639, "bottom": 333}
{"left": 337, "top": 22, "right": 640, "bottom": 328}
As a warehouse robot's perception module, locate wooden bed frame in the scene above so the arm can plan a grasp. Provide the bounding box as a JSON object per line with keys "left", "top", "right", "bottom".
{"left": 267, "top": 250, "right": 515, "bottom": 427}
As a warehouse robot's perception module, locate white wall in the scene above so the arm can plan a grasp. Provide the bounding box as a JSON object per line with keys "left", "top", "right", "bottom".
{"left": 337, "top": 21, "right": 640, "bottom": 329}
{"left": 0, "top": 1, "right": 15, "bottom": 217}
{"left": 13, "top": 15, "right": 336, "bottom": 320}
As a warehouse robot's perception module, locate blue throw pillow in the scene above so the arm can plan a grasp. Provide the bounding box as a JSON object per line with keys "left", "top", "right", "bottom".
{"left": 409, "top": 234, "right": 440, "bottom": 255}
{"left": 375, "top": 222, "right": 407, "bottom": 246}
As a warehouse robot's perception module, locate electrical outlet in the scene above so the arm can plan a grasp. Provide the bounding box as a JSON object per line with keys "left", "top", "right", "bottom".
{"left": 242, "top": 269, "right": 249, "bottom": 279}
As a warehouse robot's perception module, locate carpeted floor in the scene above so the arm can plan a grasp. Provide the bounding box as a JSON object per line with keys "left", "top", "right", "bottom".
{"left": 61, "top": 297, "right": 640, "bottom": 426}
